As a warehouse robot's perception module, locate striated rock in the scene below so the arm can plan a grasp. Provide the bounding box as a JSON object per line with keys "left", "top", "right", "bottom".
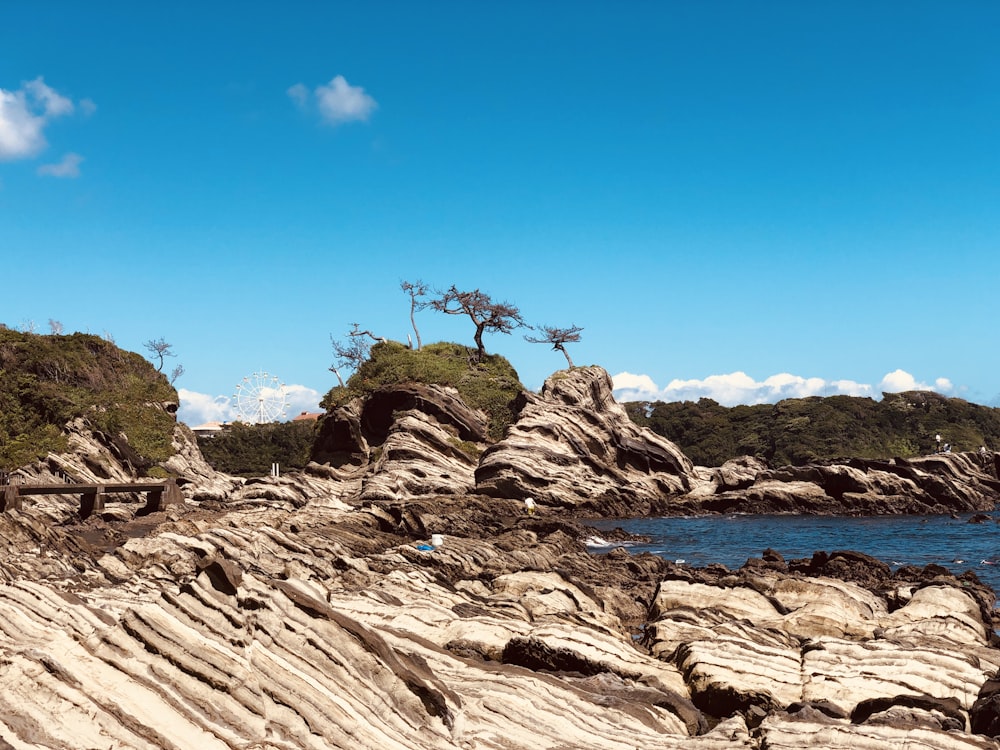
{"left": 5, "top": 354, "right": 1000, "bottom": 747}
{"left": 161, "top": 423, "right": 244, "bottom": 501}
{"left": 312, "top": 383, "right": 491, "bottom": 502}
{"left": 646, "top": 558, "right": 1000, "bottom": 742}
{"left": 681, "top": 451, "right": 1000, "bottom": 515}
{"left": 360, "top": 409, "right": 481, "bottom": 502}
{"left": 476, "top": 366, "right": 694, "bottom": 512}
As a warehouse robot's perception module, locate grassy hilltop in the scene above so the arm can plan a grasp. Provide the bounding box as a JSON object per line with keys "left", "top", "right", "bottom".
{"left": 0, "top": 328, "right": 177, "bottom": 473}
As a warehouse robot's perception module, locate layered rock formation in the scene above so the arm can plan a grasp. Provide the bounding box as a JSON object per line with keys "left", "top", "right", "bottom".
{"left": 474, "top": 366, "right": 694, "bottom": 511}
{"left": 683, "top": 452, "right": 1000, "bottom": 515}
{"left": 3, "top": 364, "right": 1000, "bottom": 747}
{"left": 311, "top": 367, "right": 697, "bottom": 513}
{"left": 308, "top": 366, "right": 999, "bottom": 517}
{"left": 2, "top": 487, "right": 1000, "bottom": 749}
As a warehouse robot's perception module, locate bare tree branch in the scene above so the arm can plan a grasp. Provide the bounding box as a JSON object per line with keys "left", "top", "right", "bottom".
{"left": 429, "top": 285, "right": 524, "bottom": 360}
{"left": 329, "top": 323, "right": 379, "bottom": 382}
{"left": 525, "top": 324, "right": 583, "bottom": 368}
{"left": 144, "top": 337, "right": 176, "bottom": 372}
{"left": 401, "top": 279, "right": 430, "bottom": 350}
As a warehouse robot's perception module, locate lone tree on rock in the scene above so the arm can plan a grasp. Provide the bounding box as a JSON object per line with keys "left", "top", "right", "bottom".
{"left": 400, "top": 279, "right": 429, "bottom": 350}
{"left": 329, "top": 323, "right": 384, "bottom": 386}
{"left": 430, "top": 285, "right": 524, "bottom": 360}
{"left": 526, "top": 324, "right": 583, "bottom": 368}
{"left": 144, "top": 337, "right": 176, "bottom": 373}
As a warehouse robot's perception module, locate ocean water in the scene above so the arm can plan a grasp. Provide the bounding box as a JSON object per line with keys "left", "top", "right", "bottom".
{"left": 586, "top": 512, "right": 1000, "bottom": 595}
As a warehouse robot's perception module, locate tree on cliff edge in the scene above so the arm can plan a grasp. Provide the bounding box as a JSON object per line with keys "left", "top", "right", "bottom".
{"left": 525, "top": 324, "right": 583, "bottom": 368}
{"left": 329, "top": 323, "right": 384, "bottom": 386}
{"left": 144, "top": 337, "right": 175, "bottom": 373}
{"left": 429, "top": 285, "right": 524, "bottom": 361}
{"left": 400, "top": 279, "right": 429, "bottom": 350}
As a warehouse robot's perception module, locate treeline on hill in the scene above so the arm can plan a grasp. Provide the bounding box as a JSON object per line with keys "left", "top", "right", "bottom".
{"left": 0, "top": 328, "right": 177, "bottom": 473}
{"left": 197, "top": 421, "right": 318, "bottom": 478}
{"left": 625, "top": 391, "right": 1000, "bottom": 468}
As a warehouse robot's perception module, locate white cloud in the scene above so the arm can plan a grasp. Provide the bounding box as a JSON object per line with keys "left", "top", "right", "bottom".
{"left": 935, "top": 377, "right": 954, "bottom": 392}
{"left": 287, "top": 82, "right": 309, "bottom": 108}
{"left": 0, "top": 77, "right": 81, "bottom": 160}
{"left": 25, "top": 77, "right": 73, "bottom": 117}
{"left": 37, "top": 152, "right": 83, "bottom": 178}
{"left": 283, "top": 384, "right": 322, "bottom": 417}
{"left": 288, "top": 75, "right": 377, "bottom": 125}
{"left": 178, "top": 384, "right": 322, "bottom": 427}
{"left": 878, "top": 369, "right": 954, "bottom": 396}
{"left": 612, "top": 370, "right": 883, "bottom": 406}
{"left": 177, "top": 389, "right": 236, "bottom": 426}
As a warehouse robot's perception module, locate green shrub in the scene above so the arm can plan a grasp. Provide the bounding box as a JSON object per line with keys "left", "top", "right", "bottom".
{"left": 198, "top": 420, "right": 317, "bottom": 477}
{"left": 0, "top": 329, "right": 177, "bottom": 472}
{"left": 319, "top": 341, "right": 525, "bottom": 442}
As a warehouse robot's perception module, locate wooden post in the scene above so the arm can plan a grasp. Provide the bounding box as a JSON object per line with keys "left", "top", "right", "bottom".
{"left": 80, "top": 487, "right": 106, "bottom": 519}
{"left": 1, "top": 485, "right": 21, "bottom": 512}
{"left": 140, "top": 478, "right": 184, "bottom": 515}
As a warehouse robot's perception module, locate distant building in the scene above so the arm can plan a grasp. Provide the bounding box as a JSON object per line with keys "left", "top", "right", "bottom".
{"left": 292, "top": 411, "right": 323, "bottom": 422}
{"left": 191, "top": 421, "right": 227, "bottom": 438}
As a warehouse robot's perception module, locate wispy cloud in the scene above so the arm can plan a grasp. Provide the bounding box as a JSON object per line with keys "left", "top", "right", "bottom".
{"left": 177, "top": 389, "right": 235, "bottom": 426}
{"left": 177, "top": 384, "right": 322, "bottom": 427}
{"left": 0, "top": 77, "right": 86, "bottom": 161}
{"left": 283, "top": 384, "right": 323, "bottom": 417}
{"left": 288, "top": 75, "right": 377, "bottom": 125}
{"left": 37, "top": 152, "right": 83, "bottom": 178}
{"left": 612, "top": 369, "right": 954, "bottom": 406}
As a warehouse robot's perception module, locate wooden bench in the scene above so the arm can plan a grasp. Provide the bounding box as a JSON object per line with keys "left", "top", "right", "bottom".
{"left": 1, "top": 478, "right": 184, "bottom": 519}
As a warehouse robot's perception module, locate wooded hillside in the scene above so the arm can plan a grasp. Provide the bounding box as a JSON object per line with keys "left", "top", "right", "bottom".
{"left": 624, "top": 391, "right": 1000, "bottom": 467}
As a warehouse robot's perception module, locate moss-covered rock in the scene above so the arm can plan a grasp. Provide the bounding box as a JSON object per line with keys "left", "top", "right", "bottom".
{"left": 0, "top": 329, "right": 177, "bottom": 472}
{"left": 319, "top": 341, "right": 524, "bottom": 442}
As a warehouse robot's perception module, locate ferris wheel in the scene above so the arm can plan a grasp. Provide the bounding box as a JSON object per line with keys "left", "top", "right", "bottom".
{"left": 232, "top": 370, "right": 289, "bottom": 424}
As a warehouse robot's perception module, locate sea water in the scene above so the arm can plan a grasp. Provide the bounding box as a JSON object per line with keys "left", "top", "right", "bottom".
{"left": 586, "top": 512, "right": 1000, "bottom": 594}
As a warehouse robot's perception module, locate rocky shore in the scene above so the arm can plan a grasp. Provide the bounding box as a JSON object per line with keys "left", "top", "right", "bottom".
{"left": 2, "top": 366, "right": 1000, "bottom": 748}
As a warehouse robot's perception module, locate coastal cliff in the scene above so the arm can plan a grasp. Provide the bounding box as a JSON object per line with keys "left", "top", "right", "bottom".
{"left": 2, "top": 362, "right": 1000, "bottom": 747}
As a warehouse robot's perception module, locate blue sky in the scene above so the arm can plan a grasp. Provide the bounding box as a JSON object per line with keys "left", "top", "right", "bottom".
{"left": 3, "top": 2, "right": 998, "bottom": 426}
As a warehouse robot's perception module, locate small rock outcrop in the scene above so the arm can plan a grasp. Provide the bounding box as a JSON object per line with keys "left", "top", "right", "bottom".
{"left": 475, "top": 366, "right": 694, "bottom": 512}
{"left": 312, "top": 383, "right": 491, "bottom": 502}
{"left": 683, "top": 452, "right": 1000, "bottom": 515}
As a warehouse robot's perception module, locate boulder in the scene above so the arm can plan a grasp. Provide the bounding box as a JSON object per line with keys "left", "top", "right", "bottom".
{"left": 476, "top": 366, "right": 694, "bottom": 512}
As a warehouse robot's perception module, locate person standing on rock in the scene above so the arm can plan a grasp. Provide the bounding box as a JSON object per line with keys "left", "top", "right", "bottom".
{"left": 524, "top": 497, "right": 536, "bottom": 515}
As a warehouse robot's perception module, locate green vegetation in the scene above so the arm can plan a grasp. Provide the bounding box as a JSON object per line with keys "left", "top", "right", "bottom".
{"left": 198, "top": 420, "right": 318, "bottom": 477}
{"left": 320, "top": 340, "right": 524, "bottom": 441}
{"left": 625, "top": 391, "right": 1000, "bottom": 468}
{"left": 0, "top": 329, "right": 178, "bottom": 472}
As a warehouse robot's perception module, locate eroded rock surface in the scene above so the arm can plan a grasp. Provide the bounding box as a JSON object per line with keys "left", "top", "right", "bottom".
{"left": 683, "top": 452, "right": 1000, "bottom": 515}
{"left": 4, "top": 365, "right": 1000, "bottom": 748}
{"left": 2, "top": 481, "right": 1000, "bottom": 749}
{"left": 475, "top": 366, "right": 695, "bottom": 512}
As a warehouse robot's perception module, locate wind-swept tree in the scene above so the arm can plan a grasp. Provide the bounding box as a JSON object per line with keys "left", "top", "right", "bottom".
{"left": 525, "top": 324, "right": 583, "bottom": 368}
{"left": 329, "top": 323, "right": 384, "bottom": 386}
{"left": 144, "top": 337, "right": 176, "bottom": 373}
{"left": 400, "top": 279, "right": 429, "bottom": 350}
{"left": 429, "top": 285, "right": 524, "bottom": 360}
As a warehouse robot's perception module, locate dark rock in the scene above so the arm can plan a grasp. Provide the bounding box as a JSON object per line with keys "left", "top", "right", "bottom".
{"left": 971, "top": 674, "right": 1000, "bottom": 736}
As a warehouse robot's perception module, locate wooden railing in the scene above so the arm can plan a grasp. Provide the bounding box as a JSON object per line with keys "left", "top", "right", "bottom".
{"left": 1, "top": 478, "right": 184, "bottom": 519}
